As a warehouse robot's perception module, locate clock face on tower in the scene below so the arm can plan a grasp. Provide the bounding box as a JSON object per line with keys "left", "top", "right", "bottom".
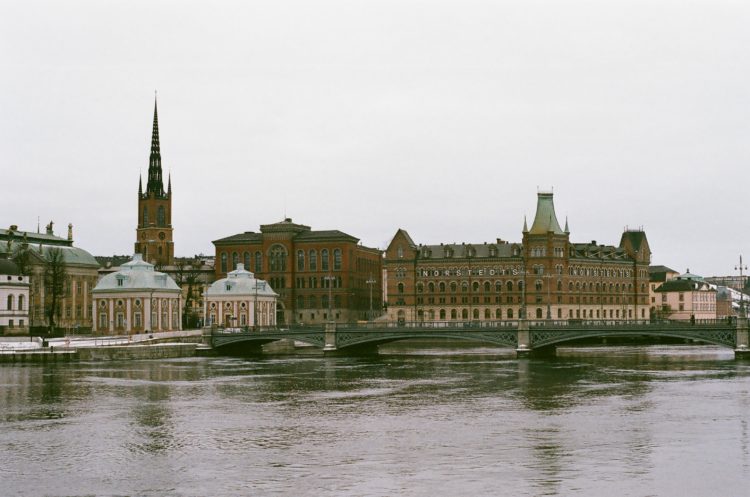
{"left": 159, "top": 232, "right": 166, "bottom": 240}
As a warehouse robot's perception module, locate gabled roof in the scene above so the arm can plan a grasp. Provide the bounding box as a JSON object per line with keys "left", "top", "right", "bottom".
{"left": 391, "top": 229, "right": 417, "bottom": 249}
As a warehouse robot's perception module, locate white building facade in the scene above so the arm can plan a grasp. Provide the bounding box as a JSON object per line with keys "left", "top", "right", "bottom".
{"left": 92, "top": 254, "right": 182, "bottom": 335}
{"left": 204, "top": 264, "right": 278, "bottom": 328}
{"left": 0, "top": 257, "right": 30, "bottom": 333}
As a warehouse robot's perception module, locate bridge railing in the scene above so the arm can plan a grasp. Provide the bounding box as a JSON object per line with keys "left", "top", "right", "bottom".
{"left": 339, "top": 318, "right": 736, "bottom": 331}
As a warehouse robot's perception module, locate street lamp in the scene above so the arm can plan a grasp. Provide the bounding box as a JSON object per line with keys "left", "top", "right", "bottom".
{"left": 543, "top": 273, "right": 553, "bottom": 319}
{"left": 736, "top": 256, "right": 747, "bottom": 318}
{"left": 324, "top": 274, "right": 336, "bottom": 323}
{"left": 366, "top": 274, "right": 376, "bottom": 321}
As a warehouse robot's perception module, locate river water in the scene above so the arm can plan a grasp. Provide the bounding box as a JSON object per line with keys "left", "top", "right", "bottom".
{"left": 2, "top": 344, "right": 749, "bottom": 497}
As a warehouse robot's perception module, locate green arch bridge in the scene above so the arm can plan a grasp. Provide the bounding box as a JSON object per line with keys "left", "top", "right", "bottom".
{"left": 205, "top": 318, "right": 750, "bottom": 358}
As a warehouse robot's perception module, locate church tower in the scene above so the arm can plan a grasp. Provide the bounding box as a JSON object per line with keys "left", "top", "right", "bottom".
{"left": 135, "top": 98, "right": 174, "bottom": 266}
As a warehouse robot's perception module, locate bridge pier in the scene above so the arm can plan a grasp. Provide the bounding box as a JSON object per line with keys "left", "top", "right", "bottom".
{"left": 323, "top": 322, "right": 337, "bottom": 352}
{"left": 735, "top": 317, "right": 750, "bottom": 359}
{"left": 516, "top": 320, "right": 531, "bottom": 359}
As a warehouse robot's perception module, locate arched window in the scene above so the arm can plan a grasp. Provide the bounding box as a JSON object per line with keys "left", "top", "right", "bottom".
{"left": 536, "top": 308, "right": 543, "bottom": 319}
{"left": 535, "top": 280, "right": 543, "bottom": 291}
{"left": 416, "top": 282, "right": 424, "bottom": 293}
{"left": 557, "top": 281, "right": 562, "bottom": 291}
{"left": 473, "top": 309, "right": 480, "bottom": 319}
{"left": 472, "top": 282, "right": 480, "bottom": 292}
{"left": 321, "top": 249, "right": 329, "bottom": 271}
{"left": 439, "top": 282, "right": 446, "bottom": 292}
{"left": 244, "top": 252, "right": 251, "bottom": 269}
{"left": 496, "top": 308, "right": 502, "bottom": 319}
{"left": 143, "top": 206, "right": 149, "bottom": 225}
{"left": 232, "top": 252, "right": 239, "bottom": 269}
{"left": 397, "top": 283, "right": 404, "bottom": 294}
{"left": 569, "top": 282, "right": 574, "bottom": 291}
{"left": 18, "top": 295, "right": 24, "bottom": 310}
{"left": 439, "top": 309, "right": 446, "bottom": 320}
{"left": 484, "top": 281, "right": 491, "bottom": 292}
{"left": 255, "top": 251, "right": 262, "bottom": 273}
{"left": 462, "top": 282, "right": 469, "bottom": 293}
{"left": 462, "top": 309, "right": 469, "bottom": 319}
{"left": 507, "top": 281, "right": 513, "bottom": 292}
{"left": 450, "top": 282, "right": 457, "bottom": 292}
{"left": 220, "top": 253, "right": 227, "bottom": 273}
{"left": 484, "top": 309, "right": 490, "bottom": 319}
{"left": 297, "top": 250, "right": 305, "bottom": 271}
{"left": 333, "top": 249, "right": 342, "bottom": 270}
{"left": 507, "top": 308, "right": 514, "bottom": 319}
{"left": 309, "top": 250, "right": 317, "bottom": 271}
{"left": 7, "top": 294, "right": 14, "bottom": 310}
{"left": 322, "top": 295, "right": 329, "bottom": 310}
{"left": 269, "top": 245, "right": 287, "bottom": 272}
{"left": 157, "top": 205, "right": 166, "bottom": 226}
{"left": 428, "top": 282, "right": 435, "bottom": 293}
{"left": 451, "top": 309, "right": 457, "bottom": 319}
{"left": 496, "top": 281, "right": 502, "bottom": 293}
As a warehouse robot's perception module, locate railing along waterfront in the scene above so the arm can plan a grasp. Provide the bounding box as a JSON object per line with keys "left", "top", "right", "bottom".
{"left": 342, "top": 318, "right": 735, "bottom": 330}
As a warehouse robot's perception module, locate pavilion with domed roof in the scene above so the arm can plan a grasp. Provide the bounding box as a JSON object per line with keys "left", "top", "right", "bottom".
{"left": 204, "top": 263, "right": 278, "bottom": 329}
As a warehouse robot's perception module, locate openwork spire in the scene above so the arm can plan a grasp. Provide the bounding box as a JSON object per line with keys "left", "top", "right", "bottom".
{"left": 146, "top": 96, "right": 165, "bottom": 197}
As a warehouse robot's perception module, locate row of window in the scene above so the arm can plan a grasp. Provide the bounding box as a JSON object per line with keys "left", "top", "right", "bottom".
{"left": 220, "top": 248, "right": 343, "bottom": 273}
{"left": 4, "top": 294, "right": 25, "bottom": 311}
{"left": 409, "top": 280, "right": 648, "bottom": 294}
{"left": 409, "top": 307, "right": 646, "bottom": 320}
{"left": 295, "top": 276, "right": 343, "bottom": 289}
{"left": 296, "top": 295, "right": 342, "bottom": 309}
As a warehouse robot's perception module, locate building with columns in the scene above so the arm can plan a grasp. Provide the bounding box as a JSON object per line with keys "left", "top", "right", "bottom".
{"left": 1, "top": 223, "right": 99, "bottom": 332}
{"left": 384, "top": 191, "right": 652, "bottom": 323}
{"left": 135, "top": 98, "right": 174, "bottom": 267}
{"left": 0, "top": 255, "right": 30, "bottom": 334}
{"left": 204, "top": 263, "right": 278, "bottom": 328}
{"left": 92, "top": 254, "right": 182, "bottom": 335}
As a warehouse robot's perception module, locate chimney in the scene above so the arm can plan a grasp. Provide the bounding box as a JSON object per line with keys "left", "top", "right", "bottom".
{"left": 68, "top": 223, "right": 73, "bottom": 241}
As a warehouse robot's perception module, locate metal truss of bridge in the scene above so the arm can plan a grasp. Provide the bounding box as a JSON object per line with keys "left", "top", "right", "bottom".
{"left": 205, "top": 318, "right": 750, "bottom": 358}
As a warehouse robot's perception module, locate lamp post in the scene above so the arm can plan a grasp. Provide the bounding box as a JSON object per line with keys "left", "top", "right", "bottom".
{"left": 324, "top": 274, "right": 335, "bottom": 323}
{"left": 543, "top": 273, "right": 553, "bottom": 319}
{"left": 736, "top": 256, "right": 747, "bottom": 318}
{"left": 366, "top": 274, "right": 376, "bottom": 321}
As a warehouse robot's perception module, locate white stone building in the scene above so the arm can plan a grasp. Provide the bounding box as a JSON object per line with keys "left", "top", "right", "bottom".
{"left": 204, "top": 264, "right": 278, "bottom": 328}
{"left": 92, "top": 254, "right": 182, "bottom": 335}
{"left": 0, "top": 256, "right": 30, "bottom": 334}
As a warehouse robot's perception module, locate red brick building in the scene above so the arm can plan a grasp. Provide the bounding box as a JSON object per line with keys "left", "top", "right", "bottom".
{"left": 385, "top": 191, "right": 651, "bottom": 323}
{"left": 213, "top": 219, "right": 382, "bottom": 325}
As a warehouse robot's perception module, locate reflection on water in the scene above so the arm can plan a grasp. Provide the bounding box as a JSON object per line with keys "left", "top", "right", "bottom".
{"left": 1, "top": 345, "right": 750, "bottom": 497}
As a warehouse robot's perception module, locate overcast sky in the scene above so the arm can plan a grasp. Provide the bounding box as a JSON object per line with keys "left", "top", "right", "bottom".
{"left": 2, "top": 0, "right": 749, "bottom": 275}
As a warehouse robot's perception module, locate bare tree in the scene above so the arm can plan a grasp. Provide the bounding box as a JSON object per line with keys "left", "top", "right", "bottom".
{"left": 173, "top": 259, "right": 202, "bottom": 328}
{"left": 12, "top": 242, "right": 33, "bottom": 275}
{"left": 44, "top": 247, "right": 67, "bottom": 332}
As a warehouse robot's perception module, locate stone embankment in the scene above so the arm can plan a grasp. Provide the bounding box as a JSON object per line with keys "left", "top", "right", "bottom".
{"left": 0, "top": 330, "right": 204, "bottom": 363}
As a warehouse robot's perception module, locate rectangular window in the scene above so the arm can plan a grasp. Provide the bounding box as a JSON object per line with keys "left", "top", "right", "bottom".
{"left": 99, "top": 313, "right": 107, "bottom": 328}
{"left": 134, "top": 312, "right": 142, "bottom": 328}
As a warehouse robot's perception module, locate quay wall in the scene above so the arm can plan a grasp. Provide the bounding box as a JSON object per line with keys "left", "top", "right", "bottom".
{"left": 0, "top": 343, "right": 198, "bottom": 363}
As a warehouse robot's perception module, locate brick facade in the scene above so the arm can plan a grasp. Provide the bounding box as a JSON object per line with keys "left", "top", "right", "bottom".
{"left": 213, "top": 219, "right": 382, "bottom": 325}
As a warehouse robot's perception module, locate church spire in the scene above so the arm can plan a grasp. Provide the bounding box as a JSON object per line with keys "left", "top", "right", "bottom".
{"left": 146, "top": 96, "right": 164, "bottom": 197}
{"left": 138, "top": 174, "right": 143, "bottom": 196}
{"left": 167, "top": 172, "right": 172, "bottom": 195}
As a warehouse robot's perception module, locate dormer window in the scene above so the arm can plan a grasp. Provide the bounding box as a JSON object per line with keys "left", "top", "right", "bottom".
{"left": 397, "top": 246, "right": 404, "bottom": 258}
{"left": 445, "top": 247, "right": 453, "bottom": 258}
{"left": 489, "top": 246, "right": 497, "bottom": 257}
